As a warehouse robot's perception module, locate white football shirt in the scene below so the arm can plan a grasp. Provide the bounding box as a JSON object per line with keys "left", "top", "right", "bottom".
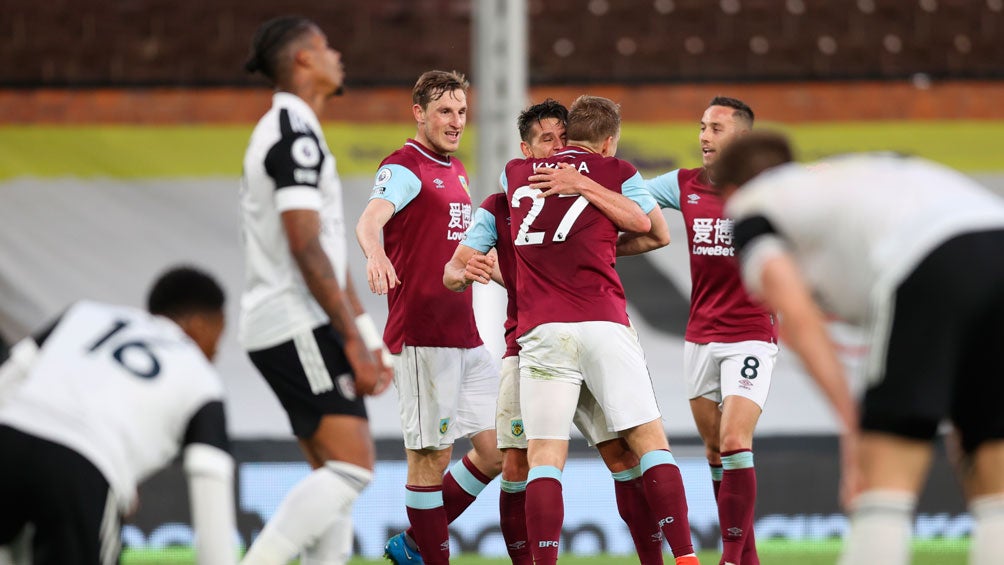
{"left": 238, "top": 92, "right": 348, "bottom": 350}
{"left": 0, "top": 301, "right": 227, "bottom": 512}
{"left": 726, "top": 153, "right": 1004, "bottom": 325}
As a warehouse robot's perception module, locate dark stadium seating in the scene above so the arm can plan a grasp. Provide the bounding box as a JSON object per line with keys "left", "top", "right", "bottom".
{"left": 0, "top": 0, "right": 1000, "bottom": 86}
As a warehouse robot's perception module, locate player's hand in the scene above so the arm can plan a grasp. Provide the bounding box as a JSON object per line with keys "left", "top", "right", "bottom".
{"left": 366, "top": 252, "right": 401, "bottom": 295}
{"left": 344, "top": 337, "right": 393, "bottom": 396}
{"left": 464, "top": 253, "right": 496, "bottom": 286}
{"left": 529, "top": 162, "right": 582, "bottom": 197}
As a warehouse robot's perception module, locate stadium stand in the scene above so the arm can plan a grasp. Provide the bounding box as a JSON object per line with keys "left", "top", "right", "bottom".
{"left": 1, "top": 0, "right": 1001, "bottom": 87}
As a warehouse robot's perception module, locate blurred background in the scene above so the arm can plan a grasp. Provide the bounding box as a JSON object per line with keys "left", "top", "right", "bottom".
{"left": 1, "top": 0, "right": 1002, "bottom": 561}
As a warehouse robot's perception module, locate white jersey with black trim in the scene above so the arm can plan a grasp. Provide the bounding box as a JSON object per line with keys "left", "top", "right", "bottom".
{"left": 0, "top": 301, "right": 227, "bottom": 512}
{"left": 239, "top": 92, "right": 347, "bottom": 350}
{"left": 727, "top": 153, "right": 1004, "bottom": 325}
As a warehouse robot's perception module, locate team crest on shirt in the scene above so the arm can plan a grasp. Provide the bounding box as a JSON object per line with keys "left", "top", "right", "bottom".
{"left": 439, "top": 418, "right": 450, "bottom": 435}
{"left": 510, "top": 419, "right": 524, "bottom": 438}
{"left": 458, "top": 175, "right": 469, "bottom": 194}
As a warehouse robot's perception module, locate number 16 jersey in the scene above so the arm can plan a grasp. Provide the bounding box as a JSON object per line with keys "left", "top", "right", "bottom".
{"left": 0, "top": 301, "right": 227, "bottom": 512}
{"left": 502, "top": 147, "right": 656, "bottom": 338}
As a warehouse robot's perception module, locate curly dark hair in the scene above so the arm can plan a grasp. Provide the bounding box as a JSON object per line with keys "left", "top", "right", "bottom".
{"left": 517, "top": 98, "right": 568, "bottom": 143}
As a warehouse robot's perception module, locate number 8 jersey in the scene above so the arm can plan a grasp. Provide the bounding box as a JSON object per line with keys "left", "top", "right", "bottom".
{"left": 502, "top": 147, "right": 656, "bottom": 337}
{"left": 0, "top": 300, "right": 227, "bottom": 512}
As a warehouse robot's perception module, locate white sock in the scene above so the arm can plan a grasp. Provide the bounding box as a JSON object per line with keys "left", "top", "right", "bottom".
{"left": 970, "top": 494, "right": 1004, "bottom": 565}
{"left": 838, "top": 490, "right": 915, "bottom": 565}
{"left": 300, "top": 512, "right": 353, "bottom": 565}
{"left": 241, "top": 461, "right": 371, "bottom": 565}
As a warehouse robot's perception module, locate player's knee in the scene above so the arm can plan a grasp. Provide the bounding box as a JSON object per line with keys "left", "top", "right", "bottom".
{"left": 501, "top": 449, "right": 530, "bottom": 481}
{"left": 719, "top": 431, "right": 752, "bottom": 454}
{"left": 408, "top": 447, "right": 453, "bottom": 479}
{"left": 596, "top": 439, "right": 640, "bottom": 472}
{"left": 471, "top": 441, "right": 504, "bottom": 476}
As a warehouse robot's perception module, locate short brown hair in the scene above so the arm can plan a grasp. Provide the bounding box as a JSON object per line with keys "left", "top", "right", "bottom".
{"left": 708, "top": 96, "right": 755, "bottom": 127}
{"left": 412, "top": 70, "right": 469, "bottom": 109}
{"left": 566, "top": 95, "right": 621, "bottom": 145}
{"left": 713, "top": 130, "right": 795, "bottom": 188}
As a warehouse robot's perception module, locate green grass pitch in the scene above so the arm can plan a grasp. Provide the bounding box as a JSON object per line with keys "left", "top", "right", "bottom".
{"left": 121, "top": 539, "right": 969, "bottom": 564}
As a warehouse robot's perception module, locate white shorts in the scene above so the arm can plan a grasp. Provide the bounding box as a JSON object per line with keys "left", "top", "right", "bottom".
{"left": 518, "top": 321, "right": 661, "bottom": 441}
{"left": 496, "top": 355, "right": 618, "bottom": 449}
{"left": 393, "top": 345, "right": 499, "bottom": 450}
{"left": 683, "top": 340, "right": 778, "bottom": 409}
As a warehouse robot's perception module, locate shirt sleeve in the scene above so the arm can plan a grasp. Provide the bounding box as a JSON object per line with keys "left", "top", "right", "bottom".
{"left": 461, "top": 208, "right": 499, "bottom": 253}
{"left": 644, "top": 170, "right": 682, "bottom": 210}
{"left": 498, "top": 168, "right": 508, "bottom": 192}
{"left": 264, "top": 126, "right": 326, "bottom": 212}
{"left": 183, "top": 400, "right": 230, "bottom": 453}
{"left": 369, "top": 163, "right": 422, "bottom": 213}
{"left": 621, "top": 172, "right": 658, "bottom": 214}
{"left": 732, "top": 214, "right": 788, "bottom": 297}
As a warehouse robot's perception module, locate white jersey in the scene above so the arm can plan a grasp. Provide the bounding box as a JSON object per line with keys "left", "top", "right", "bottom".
{"left": 726, "top": 153, "right": 1004, "bottom": 325}
{"left": 239, "top": 92, "right": 348, "bottom": 350}
{"left": 0, "top": 301, "right": 227, "bottom": 512}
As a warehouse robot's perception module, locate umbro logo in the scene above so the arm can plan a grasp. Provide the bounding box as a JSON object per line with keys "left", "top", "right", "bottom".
{"left": 508, "top": 541, "right": 527, "bottom": 550}
{"left": 433, "top": 178, "right": 445, "bottom": 189}
{"left": 687, "top": 194, "right": 701, "bottom": 204}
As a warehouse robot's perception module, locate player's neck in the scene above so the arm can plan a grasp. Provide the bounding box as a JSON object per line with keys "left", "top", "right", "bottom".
{"left": 567, "top": 141, "right": 601, "bottom": 154}
{"left": 701, "top": 166, "right": 716, "bottom": 186}
{"left": 279, "top": 81, "right": 328, "bottom": 118}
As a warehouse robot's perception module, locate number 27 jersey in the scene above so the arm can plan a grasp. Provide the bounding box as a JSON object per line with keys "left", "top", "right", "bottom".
{"left": 503, "top": 147, "right": 648, "bottom": 337}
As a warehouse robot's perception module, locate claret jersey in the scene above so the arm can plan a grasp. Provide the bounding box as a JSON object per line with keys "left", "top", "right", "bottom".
{"left": 502, "top": 147, "right": 655, "bottom": 337}
{"left": 645, "top": 167, "right": 777, "bottom": 344}
{"left": 0, "top": 301, "right": 228, "bottom": 512}
{"left": 239, "top": 92, "right": 348, "bottom": 350}
{"left": 370, "top": 139, "right": 482, "bottom": 352}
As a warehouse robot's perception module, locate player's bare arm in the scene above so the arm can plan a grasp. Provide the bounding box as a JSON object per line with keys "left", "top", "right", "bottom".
{"left": 616, "top": 208, "right": 671, "bottom": 256}
{"left": 757, "top": 252, "right": 861, "bottom": 507}
{"left": 283, "top": 208, "right": 389, "bottom": 396}
{"left": 443, "top": 244, "right": 496, "bottom": 291}
{"left": 355, "top": 198, "right": 401, "bottom": 296}
{"left": 529, "top": 163, "right": 651, "bottom": 233}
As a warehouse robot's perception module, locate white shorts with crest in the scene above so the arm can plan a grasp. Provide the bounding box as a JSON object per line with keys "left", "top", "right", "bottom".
{"left": 518, "top": 321, "right": 661, "bottom": 441}
{"left": 393, "top": 345, "right": 498, "bottom": 450}
{"left": 496, "top": 354, "right": 618, "bottom": 449}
